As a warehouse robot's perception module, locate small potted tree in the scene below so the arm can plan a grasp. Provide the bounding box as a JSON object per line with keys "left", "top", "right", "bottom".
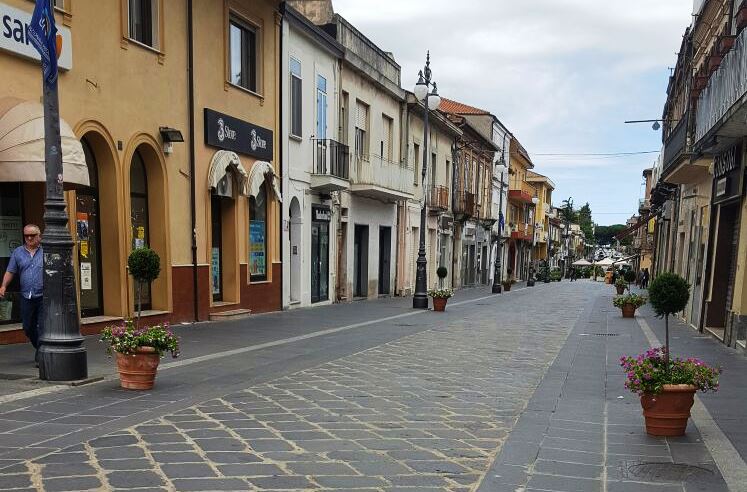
{"left": 428, "top": 267, "right": 453, "bottom": 312}
{"left": 620, "top": 272, "right": 722, "bottom": 436}
{"left": 624, "top": 269, "right": 637, "bottom": 291}
{"left": 128, "top": 247, "right": 161, "bottom": 322}
{"left": 613, "top": 293, "right": 647, "bottom": 318}
{"left": 527, "top": 267, "right": 536, "bottom": 287}
{"left": 614, "top": 276, "right": 627, "bottom": 295}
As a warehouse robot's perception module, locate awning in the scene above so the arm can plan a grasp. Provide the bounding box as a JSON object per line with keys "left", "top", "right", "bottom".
{"left": 572, "top": 259, "right": 592, "bottom": 266}
{"left": 208, "top": 150, "right": 249, "bottom": 196}
{"left": 0, "top": 97, "right": 89, "bottom": 187}
{"left": 247, "top": 160, "right": 282, "bottom": 203}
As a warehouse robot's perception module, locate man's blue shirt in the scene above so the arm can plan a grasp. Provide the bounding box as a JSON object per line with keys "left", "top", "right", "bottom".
{"left": 7, "top": 246, "right": 43, "bottom": 299}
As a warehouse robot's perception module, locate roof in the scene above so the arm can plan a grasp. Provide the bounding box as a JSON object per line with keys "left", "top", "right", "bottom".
{"left": 439, "top": 98, "right": 490, "bottom": 116}
{"left": 526, "top": 170, "right": 556, "bottom": 190}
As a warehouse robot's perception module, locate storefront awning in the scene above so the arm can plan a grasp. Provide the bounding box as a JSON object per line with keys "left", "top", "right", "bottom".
{"left": 208, "top": 150, "right": 249, "bottom": 196}
{"left": 247, "top": 160, "right": 282, "bottom": 203}
{"left": 0, "top": 97, "right": 89, "bottom": 187}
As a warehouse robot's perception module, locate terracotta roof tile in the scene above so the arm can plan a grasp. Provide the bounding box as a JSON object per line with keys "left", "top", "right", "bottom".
{"left": 439, "top": 97, "right": 490, "bottom": 116}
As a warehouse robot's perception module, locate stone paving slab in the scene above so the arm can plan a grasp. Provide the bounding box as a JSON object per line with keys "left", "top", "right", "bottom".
{"left": 0, "top": 282, "right": 582, "bottom": 491}
{"left": 477, "top": 282, "right": 730, "bottom": 492}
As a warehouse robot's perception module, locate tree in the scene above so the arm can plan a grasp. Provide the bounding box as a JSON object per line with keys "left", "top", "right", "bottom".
{"left": 578, "top": 203, "right": 594, "bottom": 242}
{"left": 560, "top": 197, "right": 577, "bottom": 223}
{"left": 648, "top": 272, "right": 690, "bottom": 371}
{"left": 595, "top": 224, "right": 627, "bottom": 246}
{"left": 128, "top": 247, "right": 161, "bottom": 323}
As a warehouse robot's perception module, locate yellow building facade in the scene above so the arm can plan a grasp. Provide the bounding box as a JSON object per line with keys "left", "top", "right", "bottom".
{"left": 0, "top": 0, "right": 282, "bottom": 342}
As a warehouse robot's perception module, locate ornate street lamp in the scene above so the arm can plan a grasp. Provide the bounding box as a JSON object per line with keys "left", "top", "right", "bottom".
{"left": 413, "top": 52, "right": 442, "bottom": 309}
{"left": 492, "top": 162, "right": 508, "bottom": 293}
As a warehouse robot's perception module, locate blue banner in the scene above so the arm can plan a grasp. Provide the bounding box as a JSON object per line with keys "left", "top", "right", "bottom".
{"left": 27, "top": 0, "right": 58, "bottom": 86}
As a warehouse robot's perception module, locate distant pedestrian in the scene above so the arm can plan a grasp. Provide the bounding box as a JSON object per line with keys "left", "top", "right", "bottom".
{"left": 641, "top": 268, "right": 650, "bottom": 289}
{"left": 0, "top": 225, "right": 43, "bottom": 365}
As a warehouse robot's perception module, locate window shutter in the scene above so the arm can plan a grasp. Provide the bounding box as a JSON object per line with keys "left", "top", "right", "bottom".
{"left": 356, "top": 101, "right": 368, "bottom": 131}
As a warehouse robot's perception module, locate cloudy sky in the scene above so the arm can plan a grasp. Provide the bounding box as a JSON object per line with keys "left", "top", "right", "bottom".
{"left": 333, "top": 0, "right": 694, "bottom": 225}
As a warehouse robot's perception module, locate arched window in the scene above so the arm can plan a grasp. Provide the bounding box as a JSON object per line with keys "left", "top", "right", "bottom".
{"left": 249, "top": 183, "right": 267, "bottom": 281}
{"left": 130, "top": 149, "right": 151, "bottom": 308}
{"left": 77, "top": 138, "right": 103, "bottom": 317}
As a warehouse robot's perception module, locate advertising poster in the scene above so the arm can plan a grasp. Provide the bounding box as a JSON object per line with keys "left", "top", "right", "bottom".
{"left": 76, "top": 212, "right": 89, "bottom": 241}
{"left": 80, "top": 240, "right": 89, "bottom": 258}
{"left": 249, "top": 221, "right": 266, "bottom": 276}
{"left": 80, "top": 262, "right": 92, "bottom": 290}
{"left": 0, "top": 216, "right": 22, "bottom": 258}
{"left": 211, "top": 247, "right": 221, "bottom": 295}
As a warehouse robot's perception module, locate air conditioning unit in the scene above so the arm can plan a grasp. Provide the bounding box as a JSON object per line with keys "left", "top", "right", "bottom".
{"left": 215, "top": 174, "right": 234, "bottom": 198}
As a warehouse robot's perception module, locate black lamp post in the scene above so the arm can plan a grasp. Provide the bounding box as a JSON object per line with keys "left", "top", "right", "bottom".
{"left": 412, "top": 52, "right": 442, "bottom": 309}
{"left": 492, "top": 163, "right": 507, "bottom": 293}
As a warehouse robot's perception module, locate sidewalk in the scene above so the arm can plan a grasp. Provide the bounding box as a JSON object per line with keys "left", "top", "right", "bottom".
{"left": 478, "top": 282, "right": 744, "bottom": 492}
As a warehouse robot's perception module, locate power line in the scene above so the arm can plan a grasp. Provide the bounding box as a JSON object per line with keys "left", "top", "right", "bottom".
{"left": 532, "top": 150, "right": 659, "bottom": 157}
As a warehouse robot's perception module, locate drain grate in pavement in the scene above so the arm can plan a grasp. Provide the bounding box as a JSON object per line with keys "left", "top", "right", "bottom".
{"left": 625, "top": 462, "right": 713, "bottom": 482}
{"left": 579, "top": 333, "right": 620, "bottom": 337}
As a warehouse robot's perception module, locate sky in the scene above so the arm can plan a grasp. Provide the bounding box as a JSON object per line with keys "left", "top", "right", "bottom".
{"left": 333, "top": 0, "right": 695, "bottom": 225}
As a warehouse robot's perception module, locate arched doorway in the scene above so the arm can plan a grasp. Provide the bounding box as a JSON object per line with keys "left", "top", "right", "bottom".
{"left": 77, "top": 138, "right": 104, "bottom": 317}
{"left": 130, "top": 149, "right": 152, "bottom": 310}
{"left": 289, "top": 197, "right": 302, "bottom": 303}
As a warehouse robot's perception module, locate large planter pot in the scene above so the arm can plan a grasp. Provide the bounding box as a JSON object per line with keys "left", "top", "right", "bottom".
{"left": 527, "top": 279, "right": 535, "bottom": 287}
{"left": 502, "top": 283, "right": 512, "bottom": 292}
{"left": 115, "top": 347, "right": 160, "bottom": 390}
{"left": 616, "top": 285, "right": 626, "bottom": 295}
{"left": 640, "top": 384, "right": 697, "bottom": 436}
{"left": 621, "top": 304, "right": 636, "bottom": 318}
{"left": 432, "top": 297, "right": 448, "bottom": 312}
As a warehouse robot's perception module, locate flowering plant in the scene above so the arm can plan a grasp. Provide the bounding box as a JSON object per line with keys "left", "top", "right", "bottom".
{"left": 613, "top": 293, "right": 647, "bottom": 309}
{"left": 614, "top": 277, "right": 628, "bottom": 288}
{"left": 100, "top": 320, "right": 180, "bottom": 358}
{"left": 620, "top": 347, "right": 721, "bottom": 395}
{"left": 428, "top": 288, "right": 453, "bottom": 299}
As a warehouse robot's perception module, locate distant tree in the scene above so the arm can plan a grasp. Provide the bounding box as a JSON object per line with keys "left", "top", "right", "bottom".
{"left": 578, "top": 203, "right": 594, "bottom": 242}
{"left": 560, "top": 197, "right": 577, "bottom": 223}
{"left": 595, "top": 224, "right": 628, "bottom": 245}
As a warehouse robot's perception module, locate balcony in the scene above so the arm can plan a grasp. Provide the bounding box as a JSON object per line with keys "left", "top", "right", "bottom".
{"left": 350, "top": 154, "right": 413, "bottom": 202}
{"left": 429, "top": 185, "right": 449, "bottom": 213}
{"left": 695, "top": 26, "right": 747, "bottom": 149}
{"left": 453, "top": 191, "right": 475, "bottom": 218}
{"left": 310, "top": 139, "right": 350, "bottom": 193}
{"left": 508, "top": 180, "right": 536, "bottom": 204}
{"left": 638, "top": 198, "right": 651, "bottom": 214}
{"left": 511, "top": 223, "right": 534, "bottom": 242}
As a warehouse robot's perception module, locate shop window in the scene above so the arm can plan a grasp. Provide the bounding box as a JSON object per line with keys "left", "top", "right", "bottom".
{"left": 77, "top": 139, "right": 104, "bottom": 318}
{"left": 229, "top": 16, "right": 258, "bottom": 92}
{"left": 130, "top": 150, "right": 152, "bottom": 309}
{"left": 0, "top": 183, "right": 23, "bottom": 325}
{"left": 249, "top": 184, "right": 267, "bottom": 281}
{"left": 290, "top": 58, "right": 302, "bottom": 138}
{"left": 128, "top": 0, "right": 159, "bottom": 49}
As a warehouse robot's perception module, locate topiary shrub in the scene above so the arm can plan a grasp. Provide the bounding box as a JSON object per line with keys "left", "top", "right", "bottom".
{"left": 648, "top": 272, "right": 690, "bottom": 370}
{"left": 128, "top": 247, "right": 161, "bottom": 322}
{"left": 436, "top": 266, "right": 448, "bottom": 287}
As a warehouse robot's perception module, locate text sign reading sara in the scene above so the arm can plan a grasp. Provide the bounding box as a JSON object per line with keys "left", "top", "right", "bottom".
{"left": 204, "top": 108, "right": 273, "bottom": 161}
{"left": 0, "top": 2, "right": 72, "bottom": 71}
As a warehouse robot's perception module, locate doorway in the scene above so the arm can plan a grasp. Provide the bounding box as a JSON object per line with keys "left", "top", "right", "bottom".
{"left": 378, "top": 226, "right": 391, "bottom": 295}
{"left": 78, "top": 139, "right": 104, "bottom": 317}
{"left": 311, "top": 206, "right": 330, "bottom": 303}
{"left": 210, "top": 195, "right": 223, "bottom": 302}
{"left": 354, "top": 225, "right": 368, "bottom": 297}
{"left": 706, "top": 203, "right": 739, "bottom": 332}
{"left": 289, "top": 198, "right": 302, "bottom": 304}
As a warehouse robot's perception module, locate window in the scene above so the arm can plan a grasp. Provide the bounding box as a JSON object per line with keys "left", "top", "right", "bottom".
{"left": 129, "top": 0, "right": 158, "bottom": 48}
{"left": 413, "top": 143, "right": 420, "bottom": 185}
{"left": 230, "top": 17, "right": 258, "bottom": 92}
{"left": 316, "top": 75, "right": 327, "bottom": 140}
{"left": 289, "top": 58, "right": 302, "bottom": 137}
{"left": 249, "top": 184, "right": 267, "bottom": 281}
{"left": 340, "top": 92, "right": 349, "bottom": 144}
{"left": 53, "top": 0, "right": 67, "bottom": 10}
{"left": 381, "top": 114, "right": 393, "bottom": 161}
{"left": 130, "top": 149, "right": 152, "bottom": 309}
{"left": 354, "top": 100, "right": 369, "bottom": 158}
{"left": 430, "top": 152, "right": 437, "bottom": 187}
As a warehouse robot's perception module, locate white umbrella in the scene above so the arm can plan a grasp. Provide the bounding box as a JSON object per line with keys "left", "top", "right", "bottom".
{"left": 572, "top": 259, "right": 592, "bottom": 266}
{"left": 597, "top": 257, "right": 615, "bottom": 267}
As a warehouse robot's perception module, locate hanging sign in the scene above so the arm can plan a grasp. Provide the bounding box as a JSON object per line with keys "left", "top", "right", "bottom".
{"left": 0, "top": 215, "right": 22, "bottom": 257}
{"left": 312, "top": 206, "right": 331, "bottom": 222}
{"left": 712, "top": 143, "right": 743, "bottom": 204}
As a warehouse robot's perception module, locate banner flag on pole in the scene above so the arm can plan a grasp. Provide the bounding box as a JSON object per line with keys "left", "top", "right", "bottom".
{"left": 498, "top": 212, "right": 505, "bottom": 233}
{"left": 28, "top": 0, "right": 58, "bottom": 86}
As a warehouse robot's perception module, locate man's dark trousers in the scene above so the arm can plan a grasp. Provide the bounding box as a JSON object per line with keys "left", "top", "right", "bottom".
{"left": 20, "top": 296, "right": 43, "bottom": 350}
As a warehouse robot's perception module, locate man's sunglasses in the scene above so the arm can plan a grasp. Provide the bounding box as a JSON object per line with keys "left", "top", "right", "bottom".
{"left": 24, "top": 234, "right": 39, "bottom": 238}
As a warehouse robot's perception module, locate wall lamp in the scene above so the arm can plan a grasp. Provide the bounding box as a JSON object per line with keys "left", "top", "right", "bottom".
{"left": 159, "top": 127, "right": 184, "bottom": 155}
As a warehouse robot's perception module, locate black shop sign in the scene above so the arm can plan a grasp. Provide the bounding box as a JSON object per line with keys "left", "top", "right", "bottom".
{"left": 713, "top": 143, "right": 743, "bottom": 204}
{"left": 312, "top": 206, "right": 331, "bottom": 222}
{"left": 204, "top": 108, "right": 273, "bottom": 161}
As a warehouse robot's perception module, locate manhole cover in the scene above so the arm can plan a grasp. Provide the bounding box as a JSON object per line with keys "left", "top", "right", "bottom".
{"left": 626, "top": 462, "right": 713, "bottom": 482}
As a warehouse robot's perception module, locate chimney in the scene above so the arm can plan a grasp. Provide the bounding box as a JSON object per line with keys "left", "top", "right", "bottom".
{"left": 286, "top": 0, "right": 335, "bottom": 24}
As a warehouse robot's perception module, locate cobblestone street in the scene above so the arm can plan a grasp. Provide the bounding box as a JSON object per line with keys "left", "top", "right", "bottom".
{"left": 0, "top": 282, "right": 745, "bottom": 491}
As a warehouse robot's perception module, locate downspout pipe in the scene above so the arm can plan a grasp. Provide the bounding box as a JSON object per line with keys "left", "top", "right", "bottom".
{"left": 278, "top": 8, "right": 284, "bottom": 311}
{"left": 187, "top": 0, "right": 199, "bottom": 321}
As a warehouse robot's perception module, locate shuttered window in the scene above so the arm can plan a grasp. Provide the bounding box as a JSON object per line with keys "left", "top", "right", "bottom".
{"left": 355, "top": 100, "right": 369, "bottom": 157}
{"left": 289, "top": 58, "right": 302, "bottom": 137}
{"left": 381, "top": 114, "right": 393, "bottom": 161}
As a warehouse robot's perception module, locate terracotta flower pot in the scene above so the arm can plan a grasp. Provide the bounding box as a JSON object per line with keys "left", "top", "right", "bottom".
{"left": 115, "top": 346, "right": 160, "bottom": 390}
{"left": 640, "top": 384, "right": 697, "bottom": 436}
{"left": 616, "top": 285, "right": 626, "bottom": 295}
{"left": 432, "top": 297, "right": 448, "bottom": 312}
{"left": 502, "top": 284, "right": 512, "bottom": 292}
{"left": 621, "top": 304, "right": 636, "bottom": 318}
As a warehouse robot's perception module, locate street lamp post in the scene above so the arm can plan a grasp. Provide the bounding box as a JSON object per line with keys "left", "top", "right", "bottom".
{"left": 413, "top": 52, "right": 441, "bottom": 309}
{"left": 492, "top": 163, "right": 507, "bottom": 293}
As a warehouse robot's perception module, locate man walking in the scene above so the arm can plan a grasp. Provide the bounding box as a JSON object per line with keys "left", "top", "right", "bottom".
{"left": 0, "top": 225, "right": 44, "bottom": 364}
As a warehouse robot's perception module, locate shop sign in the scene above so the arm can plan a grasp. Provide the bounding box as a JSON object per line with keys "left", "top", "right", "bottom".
{"left": 312, "top": 206, "right": 331, "bottom": 222}
{"left": 204, "top": 108, "right": 273, "bottom": 161}
{"left": 0, "top": 215, "right": 22, "bottom": 257}
{"left": 712, "top": 143, "right": 743, "bottom": 204}
{"left": 0, "top": 2, "right": 72, "bottom": 71}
